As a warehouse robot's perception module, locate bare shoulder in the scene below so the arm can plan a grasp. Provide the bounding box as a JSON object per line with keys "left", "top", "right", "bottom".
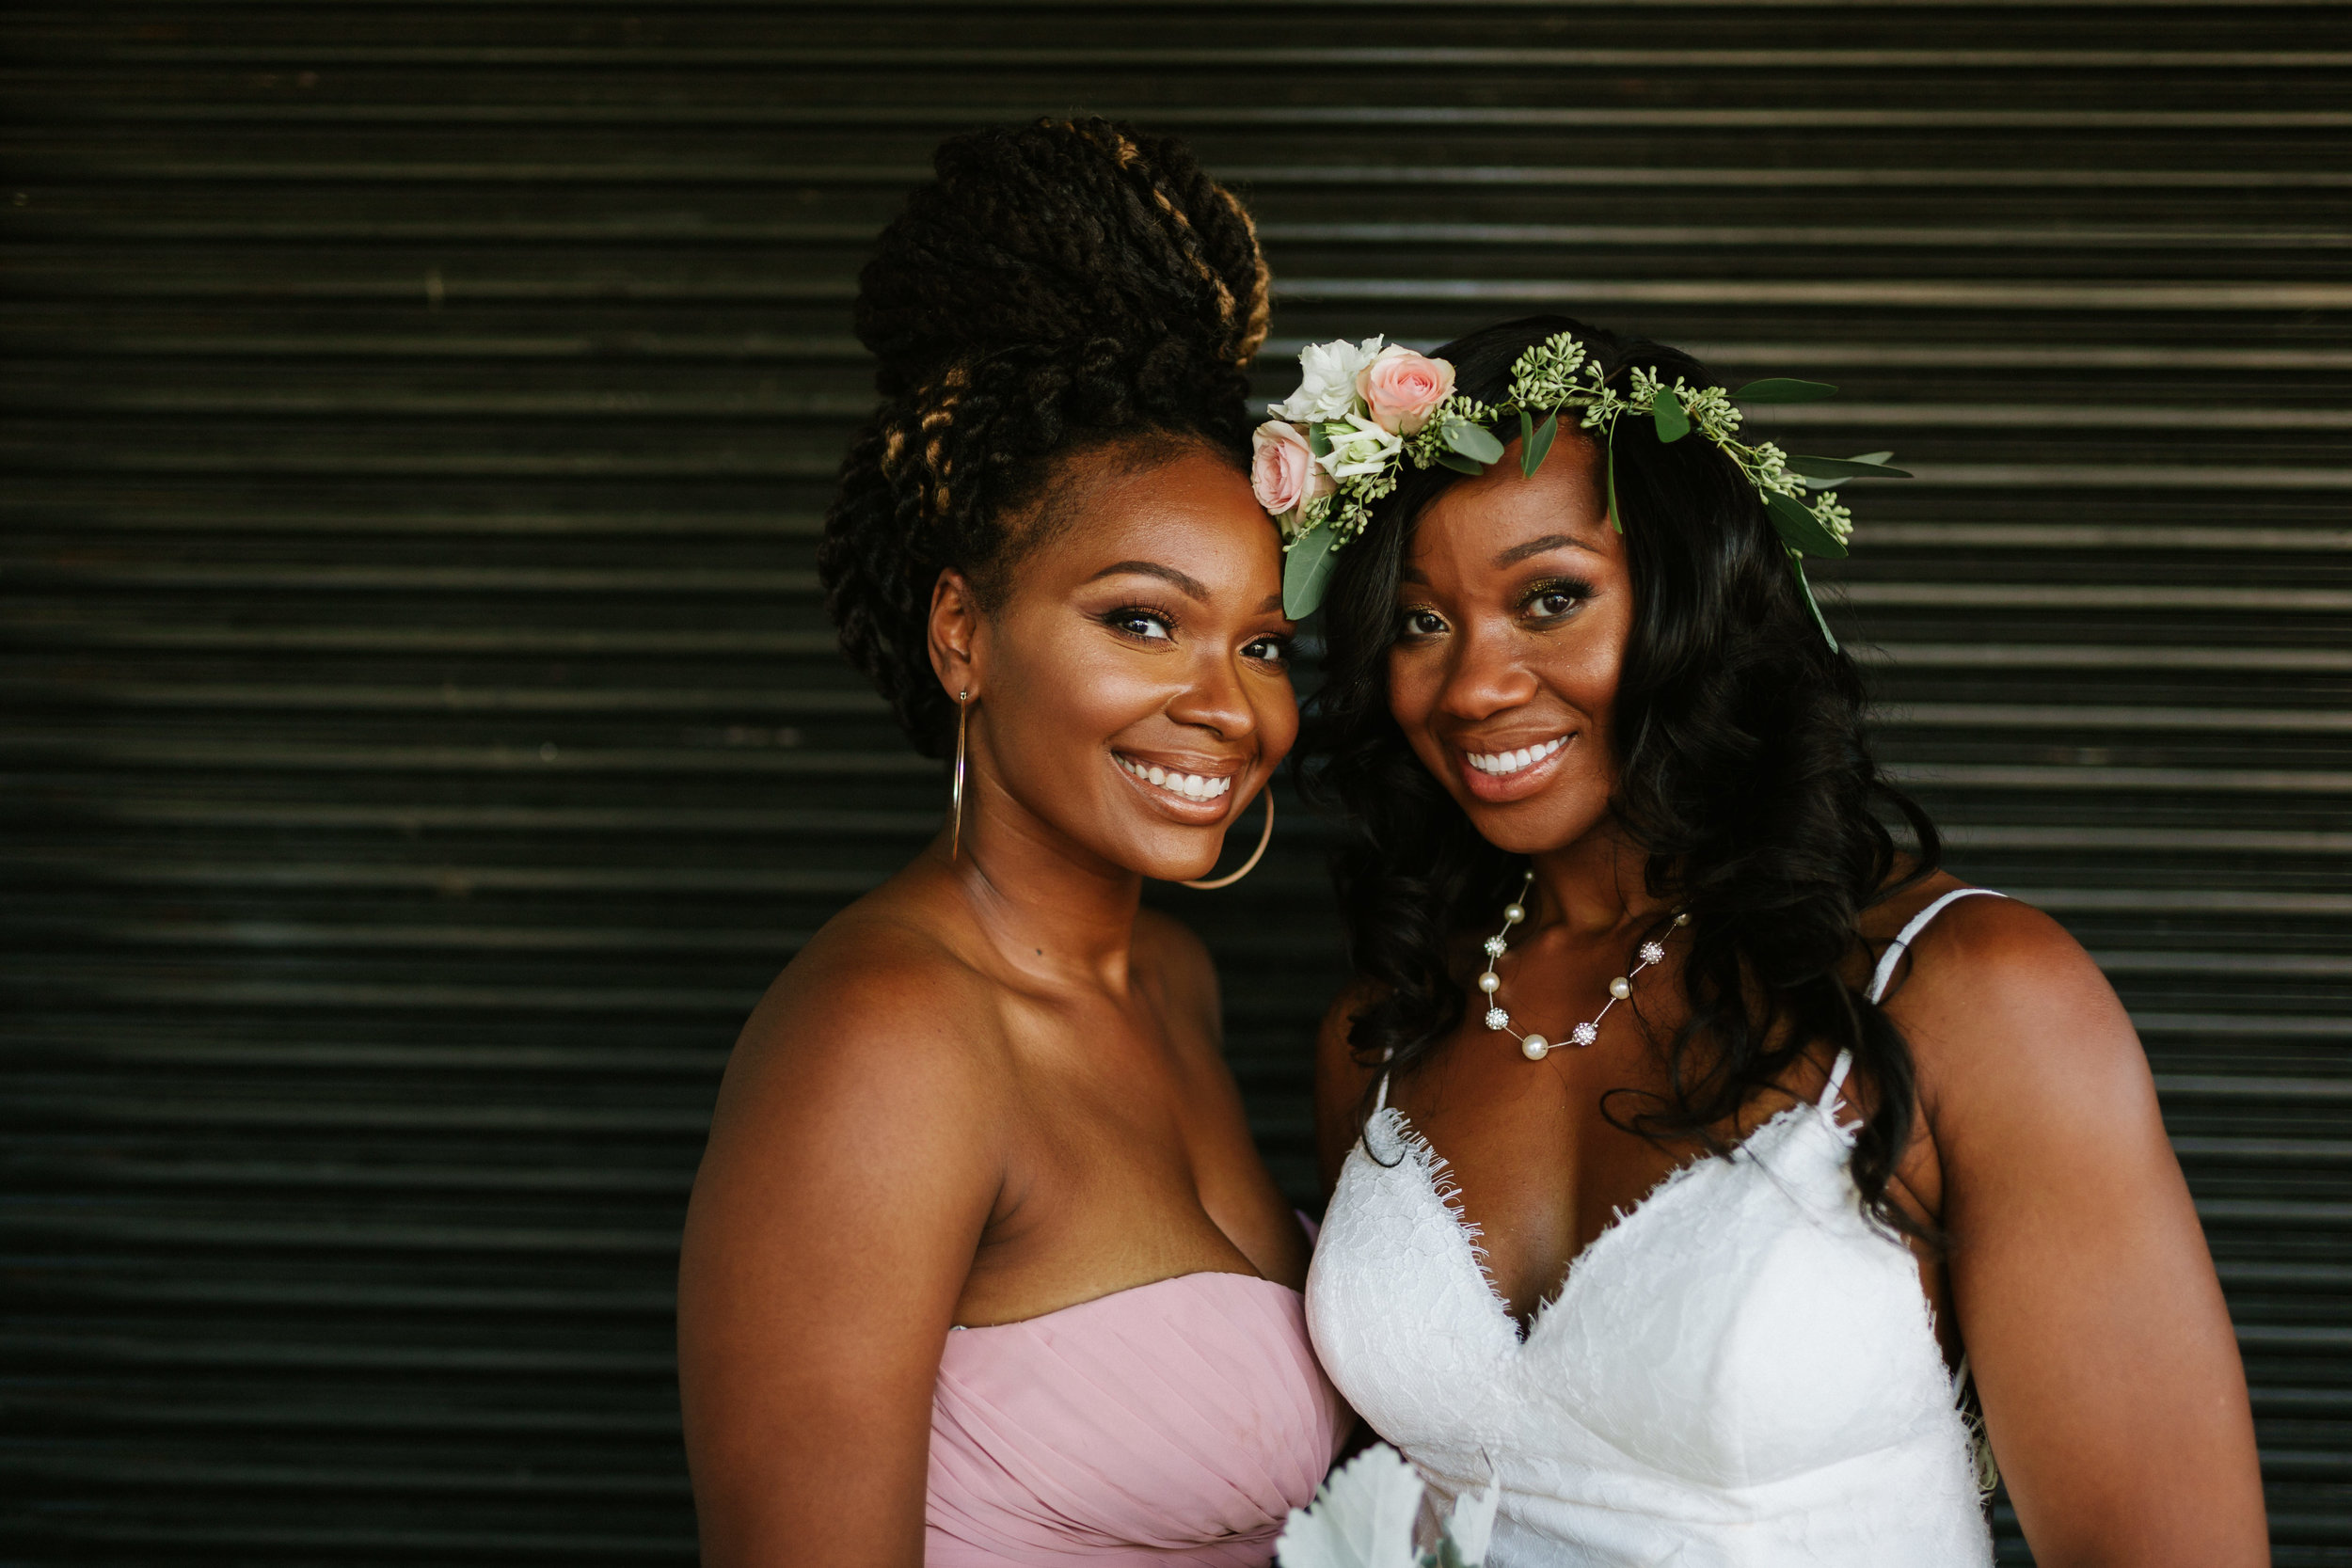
{"left": 1876, "top": 885, "right": 2153, "bottom": 1142}
{"left": 714, "top": 896, "right": 1014, "bottom": 1149}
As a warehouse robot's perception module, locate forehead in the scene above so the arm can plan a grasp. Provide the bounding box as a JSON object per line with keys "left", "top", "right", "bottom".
{"left": 1406, "top": 436, "right": 1614, "bottom": 577}
{"left": 1018, "top": 444, "right": 1279, "bottom": 588}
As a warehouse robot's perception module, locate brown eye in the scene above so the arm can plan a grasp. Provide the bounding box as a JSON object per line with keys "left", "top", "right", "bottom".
{"left": 1399, "top": 609, "right": 1448, "bottom": 639}
{"left": 1521, "top": 579, "right": 1595, "bottom": 623}
{"left": 1105, "top": 609, "right": 1174, "bottom": 641}
{"left": 1244, "top": 635, "right": 1291, "bottom": 665}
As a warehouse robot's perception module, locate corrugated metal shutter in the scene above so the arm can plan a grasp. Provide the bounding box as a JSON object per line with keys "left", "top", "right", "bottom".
{"left": 3, "top": 4, "right": 2344, "bottom": 1560}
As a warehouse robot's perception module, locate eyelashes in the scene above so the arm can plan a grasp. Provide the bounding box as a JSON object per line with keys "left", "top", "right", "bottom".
{"left": 1518, "top": 576, "right": 1597, "bottom": 619}
{"left": 1101, "top": 605, "right": 1294, "bottom": 664}
{"left": 1394, "top": 576, "right": 1598, "bottom": 639}
{"left": 1101, "top": 604, "right": 1177, "bottom": 641}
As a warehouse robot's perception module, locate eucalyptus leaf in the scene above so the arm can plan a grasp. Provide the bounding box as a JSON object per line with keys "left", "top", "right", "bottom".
{"left": 1731, "top": 377, "right": 1838, "bottom": 404}
{"left": 1652, "top": 388, "right": 1690, "bottom": 444}
{"left": 1788, "top": 553, "right": 1840, "bottom": 653}
{"left": 1436, "top": 451, "right": 1486, "bottom": 476}
{"left": 1605, "top": 442, "right": 1622, "bottom": 533}
{"left": 1443, "top": 419, "right": 1505, "bottom": 465}
{"left": 1522, "top": 410, "right": 1559, "bottom": 479}
{"left": 1281, "top": 520, "right": 1338, "bottom": 621}
{"left": 1307, "top": 426, "right": 1332, "bottom": 461}
{"left": 1518, "top": 406, "right": 1535, "bottom": 457}
{"left": 1765, "top": 490, "right": 1850, "bottom": 559}
{"left": 1782, "top": 453, "right": 1914, "bottom": 482}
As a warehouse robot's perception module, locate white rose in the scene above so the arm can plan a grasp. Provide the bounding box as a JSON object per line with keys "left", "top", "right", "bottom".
{"left": 1268, "top": 336, "right": 1386, "bottom": 423}
{"left": 1318, "top": 412, "right": 1405, "bottom": 480}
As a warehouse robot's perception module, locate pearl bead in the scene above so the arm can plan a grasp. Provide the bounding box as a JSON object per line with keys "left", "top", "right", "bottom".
{"left": 1609, "top": 976, "right": 1631, "bottom": 1000}
{"left": 1478, "top": 971, "right": 1501, "bottom": 993}
{"left": 1503, "top": 904, "right": 1525, "bottom": 924}
{"left": 1520, "top": 1034, "right": 1549, "bottom": 1060}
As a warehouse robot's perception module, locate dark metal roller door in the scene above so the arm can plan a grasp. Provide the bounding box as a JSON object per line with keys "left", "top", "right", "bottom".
{"left": 1, "top": 4, "right": 2345, "bottom": 1561}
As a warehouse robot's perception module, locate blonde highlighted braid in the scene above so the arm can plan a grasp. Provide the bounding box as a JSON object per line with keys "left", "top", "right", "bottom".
{"left": 819, "top": 119, "right": 1273, "bottom": 755}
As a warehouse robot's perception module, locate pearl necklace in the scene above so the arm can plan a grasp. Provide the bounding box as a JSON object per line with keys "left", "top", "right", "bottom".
{"left": 1478, "top": 869, "right": 1689, "bottom": 1060}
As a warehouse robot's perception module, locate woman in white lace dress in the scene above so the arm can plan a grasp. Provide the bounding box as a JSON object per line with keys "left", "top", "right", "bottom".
{"left": 1286, "top": 316, "right": 2267, "bottom": 1566}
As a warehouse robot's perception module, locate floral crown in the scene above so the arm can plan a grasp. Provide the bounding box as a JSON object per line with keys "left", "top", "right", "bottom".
{"left": 1248, "top": 332, "right": 1908, "bottom": 644}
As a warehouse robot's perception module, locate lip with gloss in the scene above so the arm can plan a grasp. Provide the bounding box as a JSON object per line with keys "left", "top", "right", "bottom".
{"left": 1113, "top": 750, "right": 1244, "bottom": 824}
{"left": 1457, "top": 734, "right": 1572, "bottom": 804}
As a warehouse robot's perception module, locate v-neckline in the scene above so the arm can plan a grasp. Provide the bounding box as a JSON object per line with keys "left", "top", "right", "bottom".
{"left": 1371, "top": 1095, "right": 1836, "bottom": 1344}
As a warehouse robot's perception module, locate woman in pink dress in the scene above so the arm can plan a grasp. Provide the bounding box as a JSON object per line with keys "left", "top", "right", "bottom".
{"left": 675, "top": 119, "right": 1348, "bottom": 1566}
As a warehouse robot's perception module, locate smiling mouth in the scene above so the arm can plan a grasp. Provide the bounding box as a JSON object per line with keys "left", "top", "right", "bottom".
{"left": 1465, "top": 736, "right": 1566, "bottom": 777}
{"left": 1116, "top": 753, "right": 1234, "bottom": 803}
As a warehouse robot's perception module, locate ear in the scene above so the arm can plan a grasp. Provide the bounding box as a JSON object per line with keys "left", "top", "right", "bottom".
{"left": 926, "top": 568, "right": 984, "bottom": 702}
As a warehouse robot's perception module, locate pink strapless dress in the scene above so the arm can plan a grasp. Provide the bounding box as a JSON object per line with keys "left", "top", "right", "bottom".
{"left": 927, "top": 1271, "right": 1351, "bottom": 1565}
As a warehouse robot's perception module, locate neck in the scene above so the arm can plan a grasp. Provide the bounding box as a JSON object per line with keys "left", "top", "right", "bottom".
{"left": 1525, "top": 818, "right": 1671, "bottom": 937}
{"left": 943, "top": 768, "right": 1144, "bottom": 993}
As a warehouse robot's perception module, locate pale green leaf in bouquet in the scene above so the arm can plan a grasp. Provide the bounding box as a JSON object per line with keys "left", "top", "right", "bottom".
{"left": 1275, "top": 1444, "right": 1424, "bottom": 1568}
{"left": 1442, "top": 1479, "right": 1500, "bottom": 1566}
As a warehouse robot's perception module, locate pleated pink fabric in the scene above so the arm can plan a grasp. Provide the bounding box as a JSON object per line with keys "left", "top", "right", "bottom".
{"left": 927, "top": 1271, "right": 1351, "bottom": 1566}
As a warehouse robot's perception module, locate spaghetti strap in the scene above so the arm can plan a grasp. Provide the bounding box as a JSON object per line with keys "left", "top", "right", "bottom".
{"left": 1818, "top": 1049, "right": 1854, "bottom": 1111}
{"left": 1867, "top": 887, "right": 2007, "bottom": 1005}
{"left": 1373, "top": 1073, "right": 1390, "bottom": 1116}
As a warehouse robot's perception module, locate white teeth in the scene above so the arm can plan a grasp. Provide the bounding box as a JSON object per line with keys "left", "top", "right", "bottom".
{"left": 1469, "top": 736, "right": 1565, "bottom": 775}
{"left": 1119, "top": 756, "right": 1234, "bottom": 802}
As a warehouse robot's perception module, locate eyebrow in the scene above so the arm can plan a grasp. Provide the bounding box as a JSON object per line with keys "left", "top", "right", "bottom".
{"left": 1088, "top": 560, "right": 1212, "bottom": 602}
{"left": 1493, "top": 533, "right": 1603, "bottom": 569}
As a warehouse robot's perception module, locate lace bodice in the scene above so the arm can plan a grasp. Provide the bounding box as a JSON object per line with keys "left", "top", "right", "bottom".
{"left": 1306, "top": 890, "right": 2001, "bottom": 1567}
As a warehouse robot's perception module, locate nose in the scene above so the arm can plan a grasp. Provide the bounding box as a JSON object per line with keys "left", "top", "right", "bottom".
{"left": 1438, "top": 617, "right": 1538, "bottom": 722}
{"left": 1164, "top": 644, "right": 1256, "bottom": 743}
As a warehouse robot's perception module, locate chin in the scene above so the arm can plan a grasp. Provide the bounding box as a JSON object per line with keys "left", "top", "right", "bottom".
{"left": 1460, "top": 790, "right": 1611, "bottom": 857}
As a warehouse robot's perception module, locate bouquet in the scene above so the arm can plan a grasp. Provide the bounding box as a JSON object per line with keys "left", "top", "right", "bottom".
{"left": 1275, "top": 1443, "right": 1500, "bottom": 1568}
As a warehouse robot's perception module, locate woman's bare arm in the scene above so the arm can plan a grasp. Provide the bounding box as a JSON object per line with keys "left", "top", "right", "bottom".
{"left": 677, "top": 931, "right": 1006, "bottom": 1568}
{"left": 1896, "top": 897, "right": 2267, "bottom": 1567}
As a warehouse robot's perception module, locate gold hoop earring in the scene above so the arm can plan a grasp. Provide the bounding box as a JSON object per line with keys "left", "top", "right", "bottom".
{"left": 1183, "top": 787, "right": 1274, "bottom": 891}
{"left": 950, "top": 689, "right": 971, "bottom": 861}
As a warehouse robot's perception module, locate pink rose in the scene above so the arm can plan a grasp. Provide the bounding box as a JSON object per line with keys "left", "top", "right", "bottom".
{"left": 1357, "top": 345, "right": 1456, "bottom": 436}
{"left": 1250, "top": 420, "right": 1332, "bottom": 519}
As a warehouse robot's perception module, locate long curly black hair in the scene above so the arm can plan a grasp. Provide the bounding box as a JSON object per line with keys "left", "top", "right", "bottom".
{"left": 818, "top": 118, "right": 1271, "bottom": 757}
{"left": 1301, "top": 314, "right": 1941, "bottom": 1234}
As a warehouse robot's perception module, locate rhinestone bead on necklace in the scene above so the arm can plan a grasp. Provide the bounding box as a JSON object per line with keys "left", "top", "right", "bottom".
{"left": 1478, "top": 869, "right": 1689, "bottom": 1061}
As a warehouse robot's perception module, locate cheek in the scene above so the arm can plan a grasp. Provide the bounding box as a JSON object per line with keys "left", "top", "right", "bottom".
{"left": 1384, "top": 646, "right": 1437, "bottom": 726}
{"left": 987, "top": 626, "right": 1147, "bottom": 761}
{"left": 1258, "top": 677, "right": 1302, "bottom": 761}
{"left": 1383, "top": 649, "right": 1454, "bottom": 765}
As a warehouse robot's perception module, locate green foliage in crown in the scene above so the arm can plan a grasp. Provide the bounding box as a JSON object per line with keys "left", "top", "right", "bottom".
{"left": 1248, "top": 330, "right": 1910, "bottom": 645}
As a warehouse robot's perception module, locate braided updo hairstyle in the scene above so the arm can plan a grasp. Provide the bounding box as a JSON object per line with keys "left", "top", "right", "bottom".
{"left": 818, "top": 118, "right": 1273, "bottom": 757}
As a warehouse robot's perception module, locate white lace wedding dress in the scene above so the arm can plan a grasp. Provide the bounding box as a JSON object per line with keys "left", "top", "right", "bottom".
{"left": 1307, "top": 890, "right": 2000, "bottom": 1566}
